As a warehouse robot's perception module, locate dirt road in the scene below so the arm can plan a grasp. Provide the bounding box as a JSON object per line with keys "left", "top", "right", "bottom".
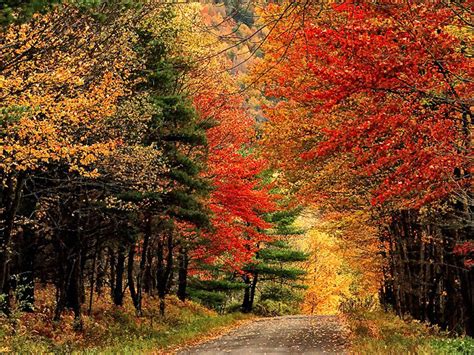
{"left": 179, "top": 315, "right": 348, "bottom": 354}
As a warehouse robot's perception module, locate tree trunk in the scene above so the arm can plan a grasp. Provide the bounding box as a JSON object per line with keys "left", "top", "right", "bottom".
{"left": 249, "top": 272, "right": 258, "bottom": 310}
{"left": 88, "top": 241, "right": 99, "bottom": 315}
{"left": 135, "top": 216, "right": 151, "bottom": 313}
{"left": 14, "top": 226, "right": 36, "bottom": 312}
{"left": 112, "top": 245, "right": 125, "bottom": 306}
{"left": 156, "top": 233, "right": 174, "bottom": 316}
{"left": 0, "top": 173, "right": 25, "bottom": 314}
{"left": 242, "top": 274, "right": 252, "bottom": 313}
{"left": 66, "top": 253, "right": 83, "bottom": 330}
{"left": 128, "top": 244, "right": 140, "bottom": 314}
{"left": 177, "top": 247, "right": 188, "bottom": 302}
{"left": 109, "top": 247, "right": 116, "bottom": 300}
{"left": 95, "top": 248, "right": 105, "bottom": 295}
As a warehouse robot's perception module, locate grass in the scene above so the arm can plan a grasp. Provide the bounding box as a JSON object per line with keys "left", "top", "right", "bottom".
{"left": 342, "top": 307, "right": 474, "bottom": 354}
{"left": 0, "top": 286, "right": 252, "bottom": 353}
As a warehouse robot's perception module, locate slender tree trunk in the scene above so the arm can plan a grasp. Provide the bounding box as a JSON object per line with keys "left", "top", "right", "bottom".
{"left": 242, "top": 274, "right": 252, "bottom": 313}
{"left": 66, "top": 253, "right": 83, "bottom": 330}
{"left": 144, "top": 246, "right": 153, "bottom": 294}
{"left": 0, "top": 173, "right": 25, "bottom": 314}
{"left": 249, "top": 272, "right": 258, "bottom": 310}
{"left": 136, "top": 216, "right": 151, "bottom": 311}
{"left": 109, "top": 247, "right": 116, "bottom": 300}
{"left": 156, "top": 233, "right": 174, "bottom": 316}
{"left": 128, "top": 244, "right": 140, "bottom": 314}
{"left": 177, "top": 247, "right": 188, "bottom": 302}
{"left": 15, "top": 226, "right": 36, "bottom": 312}
{"left": 112, "top": 245, "right": 125, "bottom": 306}
{"left": 88, "top": 241, "right": 99, "bottom": 315}
{"left": 95, "top": 248, "right": 105, "bottom": 295}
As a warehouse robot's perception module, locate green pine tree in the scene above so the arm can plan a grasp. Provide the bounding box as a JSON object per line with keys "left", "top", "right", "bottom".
{"left": 241, "top": 207, "right": 309, "bottom": 314}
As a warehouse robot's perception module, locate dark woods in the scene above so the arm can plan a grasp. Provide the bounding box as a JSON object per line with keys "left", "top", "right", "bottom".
{"left": 380, "top": 209, "right": 473, "bottom": 335}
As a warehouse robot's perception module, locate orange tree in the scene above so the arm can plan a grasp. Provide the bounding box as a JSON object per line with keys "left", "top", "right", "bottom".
{"left": 254, "top": 0, "right": 473, "bottom": 333}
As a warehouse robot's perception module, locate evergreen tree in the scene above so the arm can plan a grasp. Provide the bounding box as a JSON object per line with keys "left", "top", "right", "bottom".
{"left": 187, "top": 265, "right": 246, "bottom": 312}
{"left": 241, "top": 207, "right": 308, "bottom": 313}
{"left": 135, "top": 23, "right": 212, "bottom": 314}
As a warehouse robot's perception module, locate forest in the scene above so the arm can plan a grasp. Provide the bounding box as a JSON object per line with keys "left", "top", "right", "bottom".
{"left": 0, "top": 0, "right": 473, "bottom": 353}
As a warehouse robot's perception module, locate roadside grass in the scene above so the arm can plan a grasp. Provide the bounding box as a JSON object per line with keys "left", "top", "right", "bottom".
{"left": 0, "top": 286, "right": 252, "bottom": 353}
{"left": 343, "top": 307, "right": 474, "bottom": 354}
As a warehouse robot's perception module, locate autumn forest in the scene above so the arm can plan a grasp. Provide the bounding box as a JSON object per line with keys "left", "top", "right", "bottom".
{"left": 0, "top": 0, "right": 473, "bottom": 353}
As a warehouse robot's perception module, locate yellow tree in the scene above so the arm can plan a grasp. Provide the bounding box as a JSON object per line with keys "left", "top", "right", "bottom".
{"left": 296, "top": 211, "right": 381, "bottom": 315}
{"left": 0, "top": 4, "right": 137, "bottom": 310}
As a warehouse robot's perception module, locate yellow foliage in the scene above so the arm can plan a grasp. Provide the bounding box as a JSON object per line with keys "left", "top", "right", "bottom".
{"left": 295, "top": 210, "right": 382, "bottom": 315}
{"left": 0, "top": 6, "right": 136, "bottom": 177}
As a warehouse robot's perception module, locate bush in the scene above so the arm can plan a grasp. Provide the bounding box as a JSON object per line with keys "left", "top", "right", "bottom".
{"left": 429, "top": 337, "right": 474, "bottom": 354}
{"left": 260, "top": 285, "right": 302, "bottom": 303}
{"left": 253, "top": 300, "right": 298, "bottom": 317}
{"left": 188, "top": 289, "right": 226, "bottom": 309}
{"left": 0, "top": 286, "right": 250, "bottom": 353}
{"left": 342, "top": 304, "right": 474, "bottom": 354}
{"left": 338, "top": 295, "right": 378, "bottom": 314}
{"left": 225, "top": 301, "right": 243, "bottom": 313}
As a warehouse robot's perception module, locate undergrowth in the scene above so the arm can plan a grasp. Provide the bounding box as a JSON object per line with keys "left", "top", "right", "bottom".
{"left": 0, "top": 285, "right": 251, "bottom": 353}
{"left": 342, "top": 303, "right": 474, "bottom": 354}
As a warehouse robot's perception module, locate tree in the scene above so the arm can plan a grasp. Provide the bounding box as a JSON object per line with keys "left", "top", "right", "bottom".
{"left": 0, "top": 3, "right": 137, "bottom": 316}
{"left": 241, "top": 207, "right": 307, "bottom": 313}
{"left": 255, "top": 1, "right": 473, "bottom": 334}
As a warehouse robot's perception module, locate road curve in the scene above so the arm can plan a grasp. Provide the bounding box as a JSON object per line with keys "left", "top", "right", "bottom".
{"left": 179, "top": 315, "right": 349, "bottom": 354}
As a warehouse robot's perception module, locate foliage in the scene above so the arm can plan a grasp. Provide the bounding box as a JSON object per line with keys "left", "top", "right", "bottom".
{"left": 253, "top": 299, "right": 299, "bottom": 317}
{"left": 343, "top": 305, "right": 474, "bottom": 354}
{"left": 295, "top": 212, "right": 380, "bottom": 315}
{"left": 0, "top": 0, "right": 60, "bottom": 26}
{"left": 259, "top": 1, "right": 472, "bottom": 208}
{"left": 254, "top": 0, "right": 473, "bottom": 335}
{"left": 0, "top": 0, "right": 275, "bottom": 331}
{"left": 1, "top": 0, "right": 472, "bottom": 349}
{"left": 0, "top": 286, "right": 251, "bottom": 352}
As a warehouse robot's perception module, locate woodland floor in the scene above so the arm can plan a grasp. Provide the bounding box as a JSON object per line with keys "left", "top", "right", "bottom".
{"left": 179, "top": 315, "right": 349, "bottom": 354}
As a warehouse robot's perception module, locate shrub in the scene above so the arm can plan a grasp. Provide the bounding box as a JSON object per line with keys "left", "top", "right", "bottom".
{"left": 253, "top": 300, "right": 298, "bottom": 317}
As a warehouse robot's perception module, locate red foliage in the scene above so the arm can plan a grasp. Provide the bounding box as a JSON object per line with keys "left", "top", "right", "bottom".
{"left": 263, "top": 1, "right": 472, "bottom": 207}
{"left": 454, "top": 241, "right": 474, "bottom": 268}
{"left": 193, "top": 90, "right": 275, "bottom": 270}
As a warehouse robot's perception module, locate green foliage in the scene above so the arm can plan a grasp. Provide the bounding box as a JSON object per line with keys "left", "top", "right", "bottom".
{"left": 188, "top": 289, "right": 226, "bottom": 309}
{"left": 251, "top": 264, "right": 306, "bottom": 280}
{"left": 0, "top": 0, "right": 60, "bottom": 26}
{"left": 258, "top": 248, "right": 308, "bottom": 262}
{"left": 188, "top": 278, "right": 245, "bottom": 309}
{"left": 429, "top": 337, "right": 474, "bottom": 354}
{"left": 253, "top": 300, "right": 299, "bottom": 317}
{"left": 136, "top": 23, "right": 212, "bottom": 231}
{"left": 258, "top": 207, "right": 308, "bottom": 276}
{"left": 190, "top": 279, "right": 246, "bottom": 292}
{"left": 266, "top": 207, "right": 305, "bottom": 236}
{"left": 0, "top": 106, "right": 29, "bottom": 128}
{"left": 239, "top": 203, "right": 307, "bottom": 313}
{"left": 260, "top": 285, "right": 303, "bottom": 303}
{"left": 222, "top": 0, "right": 254, "bottom": 27}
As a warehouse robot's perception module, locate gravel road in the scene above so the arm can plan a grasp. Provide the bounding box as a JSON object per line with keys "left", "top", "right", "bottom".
{"left": 179, "top": 315, "right": 348, "bottom": 354}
